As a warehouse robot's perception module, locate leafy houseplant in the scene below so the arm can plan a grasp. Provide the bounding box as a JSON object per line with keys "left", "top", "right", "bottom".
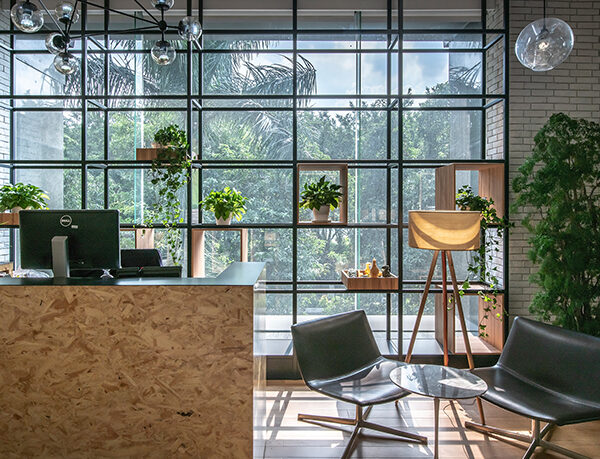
{"left": 199, "top": 187, "right": 247, "bottom": 225}
{"left": 513, "top": 113, "right": 600, "bottom": 337}
{"left": 455, "top": 185, "right": 512, "bottom": 336}
{"left": 299, "top": 175, "right": 343, "bottom": 223}
{"left": 145, "top": 125, "right": 191, "bottom": 265}
{"left": 0, "top": 183, "right": 49, "bottom": 212}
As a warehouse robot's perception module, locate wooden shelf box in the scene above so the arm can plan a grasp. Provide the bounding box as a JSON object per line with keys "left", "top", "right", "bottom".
{"left": 434, "top": 284, "right": 504, "bottom": 354}
{"left": 0, "top": 213, "right": 19, "bottom": 226}
{"left": 120, "top": 228, "right": 155, "bottom": 249}
{"left": 136, "top": 148, "right": 197, "bottom": 161}
{"left": 435, "top": 163, "right": 504, "bottom": 217}
{"left": 341, "top": 270, "right": 398, "bottom": 291}
{"left": 191, "top": 228, "right": 248, "bottom": 277}
{"left": 297, "top": 163, "right": 348, "bottom": 225}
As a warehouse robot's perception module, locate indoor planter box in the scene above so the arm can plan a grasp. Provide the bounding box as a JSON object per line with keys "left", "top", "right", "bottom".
{"left": 0, "top": 212, "right": 20, "bottom": 226}
{"left": 341, "top": 270, "right": 398, "bottom": 290}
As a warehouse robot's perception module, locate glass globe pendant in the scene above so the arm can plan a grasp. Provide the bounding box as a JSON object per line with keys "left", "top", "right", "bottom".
{"left": 515, "top": 0, "right": 574, "bottom": 72}
{"left": 150, "top": 0, "right": 173, "bottom": 11}
{"left": 55, "top": 1, "right": 80, "bottom": 24}
{"left": 45, "top": 32, "right": 69, "bottom": 54}
{"left": 178, "top": 16, "right": 202, "bottom": 42}
{"left": 11, "top": 1, "right": 44, "bottom": 33}
{"left": 54, "top": 51, "right": 78, "bottom": 75}
{"left": 151, "top": 40, "right": 176, "bottom": 65}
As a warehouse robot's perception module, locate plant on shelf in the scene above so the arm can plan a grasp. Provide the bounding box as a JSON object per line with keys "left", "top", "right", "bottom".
{"left": 199, "top": 187, "right": 247, "bottom": 225}
{"left": 299, "top": 175, "right": 343, "bottom": 223}
{"left": 513, "top": 113, "right": 600, "bottom": 337}
{"left": 145, "top": 124, "right": 191, "bottom": 265}
{"left": 0, "top": 183, "right": 49, "bottom": 212}
{"left": 455, "top": 185, "right": 512, "bottom": 337}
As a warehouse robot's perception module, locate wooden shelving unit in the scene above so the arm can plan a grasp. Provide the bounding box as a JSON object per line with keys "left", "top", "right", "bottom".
{"left": 296, "top": 163, "right": 348, "bottom": 225}
{"left": 0, "top": 213, "right": 19, "bottom": 226}
{"left": 191, "top": 228, "right": 248, "bottom": 277}
{"left": 435, "top": 163, "right": 504, "bottom": 217}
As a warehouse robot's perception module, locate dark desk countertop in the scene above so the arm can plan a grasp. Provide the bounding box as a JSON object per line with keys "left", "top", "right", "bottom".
{"left": 0, "top": 262, "right": 266, "bottom": 287}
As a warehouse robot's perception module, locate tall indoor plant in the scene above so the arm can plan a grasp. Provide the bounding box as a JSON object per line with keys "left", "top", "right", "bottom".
{"left": 299, "top": 175, "right": 343, "bottom": 223}
{"left": 146, "top": 124, "right": 191, "bottom": 265}
{"left": 456, "top": 185, "right": 512, "bottom": 336}
{"left": 513, "top": 113, "right": 600, "bottom": 336}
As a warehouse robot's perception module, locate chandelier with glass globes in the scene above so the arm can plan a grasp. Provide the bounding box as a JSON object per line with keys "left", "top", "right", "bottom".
{"left": 10, "top": 0, "right": 202, "bottom": 75}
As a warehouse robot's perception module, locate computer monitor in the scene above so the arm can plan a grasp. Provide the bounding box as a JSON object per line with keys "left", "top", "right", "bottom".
{"left": 19, "top": 210, "right": 120, "bottom": 278}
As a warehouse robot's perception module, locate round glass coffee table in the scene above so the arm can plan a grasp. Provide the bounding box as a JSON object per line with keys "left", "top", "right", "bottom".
{"left": 389, "top": 364, "right": 487, "bottom": 458}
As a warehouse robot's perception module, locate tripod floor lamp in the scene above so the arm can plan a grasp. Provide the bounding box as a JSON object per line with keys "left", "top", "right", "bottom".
{"left": 404, "top": 210, "right": 482, "bottom": 369}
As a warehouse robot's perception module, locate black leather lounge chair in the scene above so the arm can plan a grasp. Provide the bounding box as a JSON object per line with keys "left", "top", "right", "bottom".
{"left": 465, "top": 316, "right": 600, "bottom": 459}
{"left": 291, "top": 310, "right": 427, "bottom": 459}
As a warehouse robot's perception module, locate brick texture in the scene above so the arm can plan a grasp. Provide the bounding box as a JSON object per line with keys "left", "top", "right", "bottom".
{"left": 508, "top": 0, "right": 600, "bottom": 318}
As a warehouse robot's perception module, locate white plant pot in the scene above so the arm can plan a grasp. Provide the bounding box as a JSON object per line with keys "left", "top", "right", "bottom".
{"left": 10, "top": 207, "right": 23, "bottom": 213}
{"left": 312, "top": 205, "right": 331, "bottom": 223}
{"left": 216, "top": 214, "right": 233, "bottom": 225}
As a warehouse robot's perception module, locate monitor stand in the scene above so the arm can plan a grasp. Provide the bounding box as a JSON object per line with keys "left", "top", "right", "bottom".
{"left": 51, "top": 235, "right": 70, "bottom": 278}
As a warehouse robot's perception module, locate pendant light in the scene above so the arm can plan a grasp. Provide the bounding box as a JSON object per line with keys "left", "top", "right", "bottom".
{"left": 515, "top": 0, "right": 574, "bottom": 71}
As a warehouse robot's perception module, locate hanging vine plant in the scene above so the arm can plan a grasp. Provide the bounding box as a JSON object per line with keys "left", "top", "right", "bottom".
{"left": 455, "top": 185, "right": 512, "bottom": 336}
{"left": 145, "top": 124, "right": 191, "bottom": 265}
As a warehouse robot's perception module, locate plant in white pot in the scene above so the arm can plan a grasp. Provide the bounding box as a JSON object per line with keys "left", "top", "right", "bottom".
{"left": 0, "top": 183, "right": 49, "bottom": 213}
{"left": 200, "top": 187, "right": 247, "bottom": 225}
{"left": 299, "top": 175, "right": 343, "bottom": 223}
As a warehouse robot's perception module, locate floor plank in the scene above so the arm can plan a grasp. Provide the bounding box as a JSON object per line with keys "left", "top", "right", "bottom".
{"left": 257, "top": 385, "right": 600, "bottom": 459}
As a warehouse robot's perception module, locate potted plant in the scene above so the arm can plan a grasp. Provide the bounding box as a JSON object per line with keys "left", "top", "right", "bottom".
{"left": 455, "top": 185, "right": 512, "bottom": 337}
{"left": 144, "top": 125, "right": 191, "bottom": 265}
{"left": 0, "top": 182, "right": 49, "bottom": 213}
{"left": 299, "top": 175, "right": 343, "bottom": 223}
{"left": 199, "top": 187, "right": 247, "bottom": 225}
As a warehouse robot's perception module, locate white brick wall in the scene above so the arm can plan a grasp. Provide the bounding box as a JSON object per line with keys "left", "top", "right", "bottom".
{"left": 508, "top": 0, "right": 600, "bottom": 318}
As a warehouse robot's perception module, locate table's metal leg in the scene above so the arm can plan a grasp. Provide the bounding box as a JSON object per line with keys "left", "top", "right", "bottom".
{"left": 434, "top": 397, "right": 440, "bottom": 459}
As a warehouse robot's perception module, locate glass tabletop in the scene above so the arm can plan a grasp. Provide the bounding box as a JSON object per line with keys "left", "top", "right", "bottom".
{"left": 389, "top": 364, "right": 487, "bottom": 400}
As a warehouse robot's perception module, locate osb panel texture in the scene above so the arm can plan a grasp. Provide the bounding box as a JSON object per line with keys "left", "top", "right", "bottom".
{"left": 0, "top": 285, "right": 255, "bottom": 458}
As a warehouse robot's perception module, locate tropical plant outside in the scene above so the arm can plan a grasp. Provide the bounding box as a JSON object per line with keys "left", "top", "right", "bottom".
{"left": 0, "top": 183, "right": 49, "bottom": 211}
{"left": 513, "top": 113, "right": 600, "bottom": 336}
{"left": 200, "top": 187, "right": 247, "bottom": 222}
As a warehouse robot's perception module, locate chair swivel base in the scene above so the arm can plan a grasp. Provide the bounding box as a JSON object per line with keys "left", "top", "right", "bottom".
{"left": 299, "top": 405, "right": 427, "bottom": 459}
{"left": 465, "top": 419, "right": 590, "bottom": 459}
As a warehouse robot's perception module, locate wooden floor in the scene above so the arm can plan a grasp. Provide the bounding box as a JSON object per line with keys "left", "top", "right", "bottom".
{"left": 256, "top": 384, "right": 600, "bottom": 459}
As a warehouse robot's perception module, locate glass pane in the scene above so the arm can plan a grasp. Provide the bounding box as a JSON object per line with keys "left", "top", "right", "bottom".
{"left": 86, "top": 110, "right": 105, "bottom": 160}
{"left": 403, "top": 53, "right": 482, "bottom": 95}
{"left": 403, "top": 110, "right": 482, "bottom": 160}
{"left": 202, "top": 110, "right": 292, "bottom": 160}
{"left": 203, "top": 53, "right": 294, "bottom": 95}
{"left": 108, "top": 111, "right": 187, "bottom": 159}
{"left": 298, "top": 228, "right": 395, "bottom": 281}
{"left": 14, "top": 168, "right": 82, "bottom": 209}
{"left": 14, "top": 111, "right": 82, "bottom": 160}
{"left": 248, "top": 229, "right": 292, "bottom": 281}
{"left": 348, "top": 168, "right": 389, "bottom": 223}
{"left": 86, "top": 169, "right": 105, "bottom": 209}
{"left": 14, "top": 53, "right": 80, "bottom": 96}
{"left": 200, "top": 168, "right": 292, "bottom": 224}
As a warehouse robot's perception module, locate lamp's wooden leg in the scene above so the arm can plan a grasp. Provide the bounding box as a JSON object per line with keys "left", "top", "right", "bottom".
{"left": 446, "top": 251, "right": 475, "bottom": 369}
{"left": 404, "top": 250, "right": 439, "bottom": 363}
{"left": 441, "top": 251, "right": 449, "bottom": 367}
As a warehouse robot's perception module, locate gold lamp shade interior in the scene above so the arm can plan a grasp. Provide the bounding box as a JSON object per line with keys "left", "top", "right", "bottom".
{"left": 408, "top": 210, "right": 481, "bottom": 251}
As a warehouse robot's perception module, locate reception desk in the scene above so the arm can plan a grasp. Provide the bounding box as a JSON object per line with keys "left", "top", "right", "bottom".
{"left": 0, "top": 262, "right": 266, "bottom": 458}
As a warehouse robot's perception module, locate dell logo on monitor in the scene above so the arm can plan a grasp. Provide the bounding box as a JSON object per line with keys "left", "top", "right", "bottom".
{"left": 60, "top": 215, "right": 72, "bottom": 227}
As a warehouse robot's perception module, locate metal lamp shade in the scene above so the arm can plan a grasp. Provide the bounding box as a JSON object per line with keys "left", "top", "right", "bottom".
{"left": 408, "top": 210, "right": 481, "bottom": 251}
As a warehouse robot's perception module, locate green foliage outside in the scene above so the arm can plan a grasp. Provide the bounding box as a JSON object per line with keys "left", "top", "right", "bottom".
{"left": 513, "top": 113, "right": 600, "bottom": 336}
{"left": 0, "top": 183, "right": 49, "bottom": 211}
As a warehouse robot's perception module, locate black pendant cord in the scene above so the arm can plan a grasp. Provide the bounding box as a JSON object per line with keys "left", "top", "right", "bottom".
{"left": 543, "top": 0, "right": 547, "bottom": 29}
{"left": 66, "top": 0, "right": 80, "bottom": 36}
{"left": 78, "top": 0, "right": 159, "bottom": 26}
{"left": 38, "top": 0, "right": 69, "bottom": 39}
{"left": 133, "top": 0, "right": 160, "bottom": 24}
